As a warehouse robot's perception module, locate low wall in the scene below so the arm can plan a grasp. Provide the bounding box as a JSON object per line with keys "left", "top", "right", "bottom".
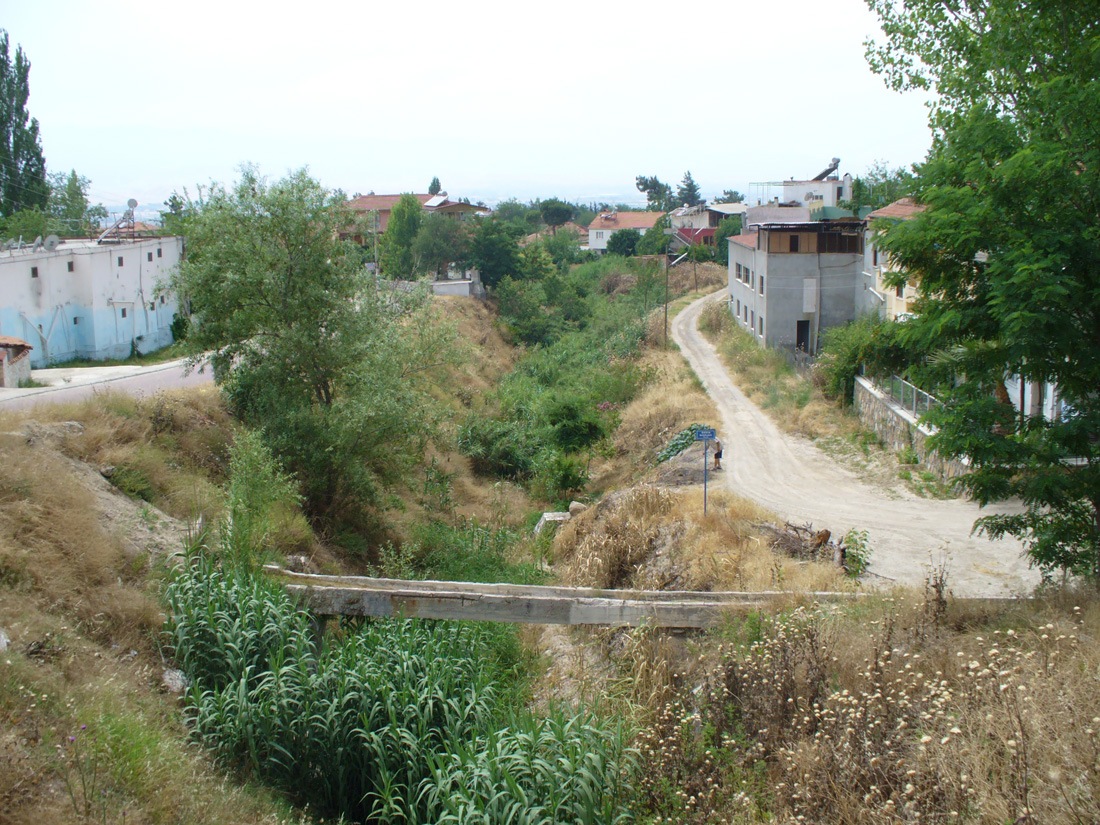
{"left": 853, "top": 376, "right": 968, "bottom": 480}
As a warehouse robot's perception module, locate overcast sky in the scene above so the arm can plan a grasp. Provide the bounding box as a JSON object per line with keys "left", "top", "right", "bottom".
{"left": 6, "top": 0, "right": 934, "bottom": 217}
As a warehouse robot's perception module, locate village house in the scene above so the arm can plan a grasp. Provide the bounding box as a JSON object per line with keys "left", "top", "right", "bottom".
{"left": 860, "top": 197, "right": 926, "bottom": 320}
{"left": 0, "top": 233, "right": 182, "bottom": 367}
{"left": 0, "top": 336, "right": 33, "bottom": 387}
{"left": 345, "top": 192, "right": 488, "bottom": 243}
{"left": 587, "top": 210, "right": 665, "bottom": 253}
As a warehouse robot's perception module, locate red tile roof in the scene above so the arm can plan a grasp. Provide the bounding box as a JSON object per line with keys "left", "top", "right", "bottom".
{"left": 348, "top": 194, "right": 433, "bottom": 212}
{"left": 867, "top": 198, "right": 926, "bottom": 220}
{"left": 0, "top": 336, "right": 32, "bottom": 349}
{"left": 588, "top": 211, "right": 665, "bottom": 231}
{"left": 730, "top": 232, "right": 758, "bottom": 250}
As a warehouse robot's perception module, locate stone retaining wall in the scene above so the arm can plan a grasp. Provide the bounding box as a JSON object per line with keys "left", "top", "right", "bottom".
{"left": 853, "top": 376, "right": 968, "bottom": 480}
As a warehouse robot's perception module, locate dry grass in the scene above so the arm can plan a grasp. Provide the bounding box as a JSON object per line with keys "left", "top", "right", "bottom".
{"left": 699, "top": 301, "right": 859, "bottom": 441}
{"left": 554, "top": 486, "right": 847, "bottom": 594}
{"left": 630, "top": 585, "right": 1100, "bottom": 824}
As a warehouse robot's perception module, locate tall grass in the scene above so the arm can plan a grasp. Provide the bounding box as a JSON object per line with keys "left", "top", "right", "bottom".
{"left": 164, "top": 546, "right": 634, "bottom": 822}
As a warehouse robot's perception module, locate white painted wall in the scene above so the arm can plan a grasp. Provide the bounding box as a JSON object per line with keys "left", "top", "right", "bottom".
{"left": 0, "top": 237, "right": 183, "bottom": 366}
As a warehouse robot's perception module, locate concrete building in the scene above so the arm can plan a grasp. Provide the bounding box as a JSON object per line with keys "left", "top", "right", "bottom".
{"left": 587, "top": 211, "right": 665, "bottom": 253}
{"left": 860, "top": 198, "right": 926, "bottom": 319}
{"left": 0, "top": 236, "right": 182, "bottom": 367}
{"left": 727, "top": 220, "right": 864, "bottom": 353}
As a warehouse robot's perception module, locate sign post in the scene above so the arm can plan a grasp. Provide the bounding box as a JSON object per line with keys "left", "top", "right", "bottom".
{"left": 695, "top": 428, "right": 716, "bottom": 515}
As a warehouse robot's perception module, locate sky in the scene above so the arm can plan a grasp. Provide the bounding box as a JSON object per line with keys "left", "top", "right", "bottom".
{"left": 6, "top": 0, "right": 935, "bottom": 220}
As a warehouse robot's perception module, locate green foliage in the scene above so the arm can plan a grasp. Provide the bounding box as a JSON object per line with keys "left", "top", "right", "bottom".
{"left": 413, "top": 212, "right": 469, "bottom": 278}
{"left": 47, "top": 169, "right": 106, "bottom": 236}
{"left": 0, "top": 206, "right": 50, "bottom": 240}
{"left": 428, "top": 175, "right": 441, "bottom": 195}
{"left": 635, "top": 215, "right": 671, "bottom": 256}
{"left": 172, "top": 167, "right": 451, "bottom": 525}
{"left": 635, "top": 175, "right": 673, "bottom": 212}
{"left": 606, "top": 228, "right": 640, "bottom": 257}
{"left": 223, "top": 430, "right": 300, "bottom": 567}
{"left": 839, "top": 161, "right": 914, "bottom": 212}
{"left": 867, "top": 0, "right": 1100, "bottom": 577}
{"left": 656, "top": 424, "right": 711, "bottom": 464}
{"left": 714, "top": 189, "right": 744, "bottom": 204}
{"left": 470, "top": 218, "right": 521, "bottom": 289}
{"left": 0, "top": 30, "right": 48, "bottom": 218}
{"left": 675, "top": 170, "right": 703, "bottom": 208}
{"left": 410, "top": 519, "right": 546, "bottom": 585}
{"left": 164, "top": 548, "right": 632, "bottom": 823}
{"left": 539, "top": 197, "right": 574, "bottom": 231}
{"left": 841, "top": 528, "right": 872, "bottom": 578}
{"left": 714, "top": 214, "right": 743, "bottom": 265}
{"left": 458, "top": 415, "right": 542, "bottom": 479}
{"left": 542, "top": 227, "right": 583, "bottom": 270}
{"left": 816, "top": 315, "right": 910, "bottom": 405}
{"left": 380, "top": 193, "right": 424, "bottom": 277}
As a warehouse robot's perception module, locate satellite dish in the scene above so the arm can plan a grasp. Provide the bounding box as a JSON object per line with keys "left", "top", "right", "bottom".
{"left": 32, "top": 236, "right": 44, "bottom": 252}
{"left": 44, "top": 234, "right": 60, "bottom": 252}
{"left": 127, "top": 198, "right": 138, "bottom": 209}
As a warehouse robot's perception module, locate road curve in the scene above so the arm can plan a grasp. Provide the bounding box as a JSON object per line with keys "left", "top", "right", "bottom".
{"left": 672, "top": 289, "right": 1038, "bottom": 597}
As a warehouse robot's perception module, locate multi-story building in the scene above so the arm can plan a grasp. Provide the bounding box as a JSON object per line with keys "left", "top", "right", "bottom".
{"left": 0, "top": 235, "right": 182, "bottom": 366}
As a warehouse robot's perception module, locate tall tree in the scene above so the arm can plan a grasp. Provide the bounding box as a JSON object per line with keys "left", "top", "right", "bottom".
{"left": 428, "top": 176, "right": 442, "bottom": 195}
{"left": 714, "top": 214, "right": 743, "bottom": 265}
{"left": 380, "top": 193, "right": 424, "bottom": 277}
{"left": 47, "top": 170, "right": 107, "bottom": 236}
{"left": 470, "top": 218, "right": 520, "bottom": 289}
{"left": 714, "top": 189, "right": 745, "bottom": 204}
{"left": 0, "top": 31, "right": 47, "bottom": 218}
{"left": 867, "top": 0, "right": 1100, "bottom": 577}
{"left": 538, "top": 198, "right": 573, "bottom": 234}
{"left": 606, "top": 228, "right": 640, "bottom": 257}
{"left": 171, "top": 167, "right": 451, "bottom": 523}
{"left": 840, "top": 161, "right": 914, "bottom": 212}
{"left": 635, "top": 175, "right": 673, "bottom": 212}
{"left": 675, "top": 171, "right": 703, "bottom": 207}
{"left": 413, "top": 212, "right": 469, "bottom": 278}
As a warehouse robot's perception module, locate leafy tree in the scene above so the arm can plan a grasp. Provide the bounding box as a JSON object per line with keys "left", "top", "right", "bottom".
{"left": 161, "top": 191, "right": 189, "bottom": 234}
{"left": 171, "top": 167, "right": 450, "bottom": 523}
{"left": 428, "top": 176, "right": 442, "bottom": 195}
{"left": 0, "top": 31, "right": 47, "bottom": 218}
{"left": 538, "top": 198, "right": 573, "bottom": 234}
{"left": 47, "top": 170, "right": 106, "bottom": 236}
{"left": 413, "top": 213, "right": 469, "bottom": 279}
{"left": 606, "top": 228, "right": 640, "bottom": 257}
{"left": 542, "top": 227, "right": 582, "bottom": 270}
{"left": 714, "top": 189, "right": 745, "bottom": 204}
{"left": 518, "top": 242, "right": 555, "bottom": 281}
{"left": 0, "top": 207, "right": 49, "bottom": 240}
{"left": 470, "top": 218, "right": 520, "bottom": 289}
{"left": 635, "top": 175, "right": 673, "bottom": 212}
{"left": 636, "top": 215, "right": 672, "bottom": 256}
{"left": 867, "top": 0, "right": 1100, "bottom": 577}
{"left": 840, "top": 161, "right": 914, "bottom": 212}
{"left": 380, "top": 193, "right": 423, "bottom": 277}
{"left": 675, "top": 170, "right": 703, "bottom": 207}
{"left": 714, "top": 214, "right": 743, "bottom": 265}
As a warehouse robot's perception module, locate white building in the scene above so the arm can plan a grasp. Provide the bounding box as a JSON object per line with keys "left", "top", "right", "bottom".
{"left": 0, "top": 235, "right": 182, "bottom": 367}
{"left": 587, "top": 211, "right": 665, "bottom": 253}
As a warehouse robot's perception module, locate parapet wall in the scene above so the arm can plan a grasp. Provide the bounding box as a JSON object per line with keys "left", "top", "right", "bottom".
{"left": 852, "top": 376, "right": 968, "bottom": 480}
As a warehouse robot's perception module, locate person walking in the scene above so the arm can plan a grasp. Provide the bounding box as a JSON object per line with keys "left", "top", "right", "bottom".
{"left": 713, "top": 438, "right": 723, "bottom": 471}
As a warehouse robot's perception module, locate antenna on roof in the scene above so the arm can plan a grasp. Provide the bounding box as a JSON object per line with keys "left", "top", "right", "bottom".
{"left": 31, "top": 235, "right": 44, "bottom": 252}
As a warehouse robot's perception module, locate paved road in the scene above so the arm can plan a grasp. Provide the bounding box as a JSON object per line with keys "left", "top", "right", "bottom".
{"left": 0, "top": 358, "right": 214, "bottom": 412}
{"left": 672, "top": 290, "right": 1038, "bottom": 597}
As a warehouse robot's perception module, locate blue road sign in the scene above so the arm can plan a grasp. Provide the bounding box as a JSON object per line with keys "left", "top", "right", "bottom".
{"left": 695, "top": 428, "right": 716, "bottom": 441}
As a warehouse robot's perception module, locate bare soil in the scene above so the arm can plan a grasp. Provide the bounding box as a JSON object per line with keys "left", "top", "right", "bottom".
{"left": 671, "top": 290, "right": 1040, "bottom": 597}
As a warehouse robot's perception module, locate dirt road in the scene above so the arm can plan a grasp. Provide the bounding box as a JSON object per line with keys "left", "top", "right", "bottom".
{"left": 672, "top": 290, "right": 1039, "bottom": 597}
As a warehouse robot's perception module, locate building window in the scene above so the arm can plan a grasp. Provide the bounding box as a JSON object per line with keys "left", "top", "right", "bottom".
{"left": 759, "top": 276, "right": 764, "bottom": 295}
{"left": 30, "top": 266, "right": 38, "bottom": 278}
{"left": 895, "top": 283, "right": 904, "bottom": 298}
{"left": 150, "top": 302, "right": 156, "bottom": 311}
{"left": 735, "top": 263, "right": 742, "bottom": 280}
{"left": 121, "top": 307, "right": 127, "bottom": 318}
{"left": 160, "top": 295, "right": 166, "bottom": 305}
{"left": 157, "top": 247, "right": 163, "bottom": 258}
{"left": 117, "top": 256, "right": 124, "bottom": 267}
{"left": 751, "top": 310, "right": 755, "bottom": 329}
{"left": 147, "top": 252, "right": 154, "bottom": 262}
{"left": 872, "top": 247, "right": 879, "bottom": 266}
{"left": 67, "top": 260, "right": 74, "bottom": 272}
{"left": 736, "top": 299, "right": 741, "bottom": 316}
{"left": 789, "top": 234, "right": 800, "bottom": 252}
{"left": 743, "top": 306, "right": 748, "bottom": 322}
{"left": 758, "top": 315, "right": 764, "bottom": 335}
{"left": 73, "top": 317, "right": 79, "bottom": 325}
